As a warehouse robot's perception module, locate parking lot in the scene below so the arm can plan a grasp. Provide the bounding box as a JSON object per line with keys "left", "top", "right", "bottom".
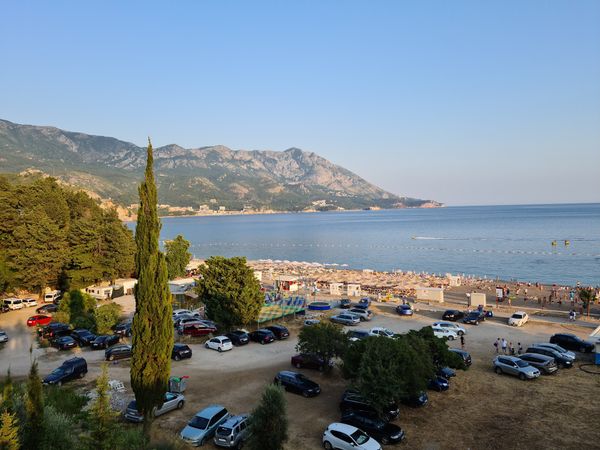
{"left": 1, "top": 298, "right": 599, "bottom": 449}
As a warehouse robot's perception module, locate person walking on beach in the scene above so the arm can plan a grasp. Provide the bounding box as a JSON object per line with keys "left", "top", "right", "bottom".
{"left": 494, "top": 338, "right": 499, "bottom": 353}
{"left": 501, "top": 338, "right": 507, "bottom": 354}
{"left": 460, "top": 335, "right": 465, "bottom": 349}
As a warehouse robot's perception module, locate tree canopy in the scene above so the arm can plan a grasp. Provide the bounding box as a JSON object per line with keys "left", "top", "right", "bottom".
{"left": 164, "top": 234, "right": 191, "bottom": 279}
{"left": 246, "top": 383, "right": 288, "bottom": 450}
{"left": 296, "top": 322, "right": 348, "bottom": 370}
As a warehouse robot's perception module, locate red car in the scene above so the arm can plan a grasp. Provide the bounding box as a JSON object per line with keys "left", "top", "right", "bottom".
{"left": 27, "top": 315, "right": 53, "bottom": 327}
{"left": 178, "top": 322, "right": 217, "bottom": 337}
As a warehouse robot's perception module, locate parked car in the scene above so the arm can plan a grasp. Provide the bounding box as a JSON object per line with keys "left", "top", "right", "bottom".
{"left": 437, "top": 367, "right": 456, "bottom": 379}
{"left": 432, "top": 321, "right": 466, "bottom": 336}
{"left": 265, "top": 325, "right": 290, "bottom": 340}
{"left": 0, "top": 331, "right": 8, "bottom": 344}
{"left": 400, "top": 391, "right": 428, "bottom": 407}
{"left": 340, "top": 390, "right": 400, "bottom": 421}
{"left": 493, "top": 355, "right": 540, "bottom": 380}
{"left": 179, "top": 322, "right": 218, "bottom": 337}
{"left": 226, "top": 330, "right": 250, "bottom": 346}
{"left": 91, "top": 334, "right": 120, "bottom": 349}
{"left": 331, "top": 314, "right": 360, "bottom": 326}
{"left": 304, "top": 319, "right": 321, "bottom": 327}
{"left": 347, "top": 330, "right": 370, "bottom": 342}
{"left": 248, "top": 329, "right": 275, "bottom": 344}
{"left": 3, "top": 298, "right": 23, "bottom": 310}
{"left": 70, "top": 329, "right": 97, "bottom": 346}
{"left": 526, "top": 345, "right": 574, "bottom": 368}
{"left": 51, "top": 336, "right": 78, "bottom": 350}
{"left": 534, "top": 343, "right": 576, "bottom": 360}
{"left": 43, "top": 357, "right": 87, "bottom": 386}
{"left": 428, "top": 376, "right": 449, "bottom": 391}
{"left": 432, "top": 326, "right": 459, "bottom": 341}
{"left": 442, "top": 310, "right": 464, "bottom": 321}
{"left": 105, "top": 344, "right": 132, "bottom": 361}
{"left": 396, "top": 304, "right": 413, "bottom": 316}
{"left": 322, "top": 422, "right": 382, "bottom": 450}
{"left": 113, "top": 321, "right": 132, "bottom": 337}
{"left": 449, "top": 348, "right": 472, "bottom": 366}
{"left": 27, "top": 314, "right": 52, "bottom": 327}
{"left": 369, "top": 327, "right": 394, "bottom": 338}
{"left": 341, "top": 411, "right": 405, "bottom": 445}
{"left": 43, "top": 290, "right": 62, "bottom": 303}
{"left": 518, "top": 353, "right": 558, "bottom": 375}
{"left": 22, "top": 298, "right": 38, "bottom": 308}
{"left": 291, "top": 353, "right": 332, "bottom": 371}
{"left": 462, "top": 310, "right": 485, "bottom": 325}
{"left": 348, "top": 308, "right": 373, "bottom": 321}
{"left": 36, "top": 303, "right": 58, "bottom": 314}
{"left": 172, "top": 308, "right": 192, "bottom": 318}
{"left": 508, "top": 311, "right": 529, "bottom": 327}
{"left": 175, "top": 316, "right": 203, "bottom": 329}
{"left": 214, "top": 414, "right": 249, "bottom": 449}
{"left": 339, "top": 299, "right": 352, "bottom": 309}
{"left": 125, "top": 392, "right": 185, "bottom": 422}
{"left": 180, "top": 405, "right": 230, "bottom": 447}
{"left": 39, "top": 322, "right": 71, "bottom": 339}
{"left": 356, "top": 298, "right": 372, "bottom": 310}
{"left": 205, "top": 336, "right": 233, "bottom": 352}
{"left": 172, "top": 343, "right": 193, "bottom": 361}
{"left": 274, "top": 371, "right": 321, "bottom": 397}
{"left": 550, "top": 333, "right": 595, "bottom": 353}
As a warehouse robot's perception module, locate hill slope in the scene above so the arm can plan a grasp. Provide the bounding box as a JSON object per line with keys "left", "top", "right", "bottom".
{"left": 0, "top": 119, "right": 440, "bottom": 211}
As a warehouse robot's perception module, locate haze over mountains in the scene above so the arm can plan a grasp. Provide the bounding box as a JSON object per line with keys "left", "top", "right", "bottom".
{"left": 0, "top": 119, "right": 440, "bottom": 212}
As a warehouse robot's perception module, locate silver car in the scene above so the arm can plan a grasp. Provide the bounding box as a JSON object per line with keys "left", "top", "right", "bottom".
{"left": 330, "top": 314, "right": 360, "bottom": 326}
{"left": 348, "top": 308, "right": 373, "bottom": 321}
{"left": 181, "top": 405, "right": 230, "bottom": 446}
{"left": 0, "top": 331, "right": 8, "bottom": 343}
{"left": 493, "top": 355, "right": 540, "bottom": 380}
{"left": 124, "top": 392, "right": 185, "bottom": 422}
{"left": 214, "top": 414, "right": 249, "bottom": 448}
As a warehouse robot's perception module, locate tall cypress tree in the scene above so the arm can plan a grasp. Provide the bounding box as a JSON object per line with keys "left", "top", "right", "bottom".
{"left": 23, "top": 359, "right": 44, "bottom": 450}
{"left": 130, "top": 139, "right": 173, "bottom": 434}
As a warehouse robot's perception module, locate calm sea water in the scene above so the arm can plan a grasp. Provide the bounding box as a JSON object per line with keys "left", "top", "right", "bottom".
{"left": 140, "top": 204, "right": 600, "bottom": 286}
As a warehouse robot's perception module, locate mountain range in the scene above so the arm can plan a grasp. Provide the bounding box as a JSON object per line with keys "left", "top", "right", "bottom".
{"left": 0, "top": 119, "right": 440, "bottom": 213}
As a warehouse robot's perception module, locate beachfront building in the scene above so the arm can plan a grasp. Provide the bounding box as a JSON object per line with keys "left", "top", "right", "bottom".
{"left": 446, "top": 274, "right": 462, "bottom": 287}
{"left": 169, "top": 278, "right": 197, "bottom": 302}
{"left": 329, "top": 283, "right": 343, "bottom": 296}
{"left": 416, "top": 287, "right": 444, "bottom": 303}
{"left": 468, "top": 292, "right": 487, "bottom": 308}
{"left": 347, "top": 284, "right": 361, "bottom": 297}
{"left": 276, "top": 275, "right": 299, "bottom": 292}
{"left": 114, "top": 278, "right": 137, "bottom": 295}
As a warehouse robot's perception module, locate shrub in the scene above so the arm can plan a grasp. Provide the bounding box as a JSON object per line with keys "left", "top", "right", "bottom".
{"left": 39, "top": 405, "right": 77, "bottom": 450}
{"left": 95, "top": 302, "right": 123, "bottom": 334}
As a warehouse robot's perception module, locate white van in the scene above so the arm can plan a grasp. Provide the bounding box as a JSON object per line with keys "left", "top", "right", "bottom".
{"left": 3, "top": 298, "right": 24, "bottom": 310}
{"left": 44, "top": 290, "right": 61, "bottom": 303}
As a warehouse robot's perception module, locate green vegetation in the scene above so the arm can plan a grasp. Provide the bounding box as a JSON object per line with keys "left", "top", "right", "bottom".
{"left": 296, "top": 322, "right": 348, "bottom": 370}
{"left": 578, "top": 287, "right": 594, "bottom": 316}
{"left": 53, "top": 290, "right": 123, "bottom": 334}
{"left": 196, "top": 256, "right": 263, "bottom": 329}
{"left": 0, "top": 411, "right": 19, "bottom": 450}
{"left": 95, "top": 303, "right": 123, "bottom": 335}
{"left": 246, "top": 383, "right": 288, "bottom": 450}
{"left": 87, "top": 364, "right": 121, "bottom": 450}
{"left": 165, "top": 235, "right": 192, "bottom": 279}
{"left": 130, "top": 140, "right": 173, "bottom": 434}
{"left": 0, "top": 176, "right": 135, "bottom": 296}
{"left": 23, "top": 360, "right": 44, "bottom": 450}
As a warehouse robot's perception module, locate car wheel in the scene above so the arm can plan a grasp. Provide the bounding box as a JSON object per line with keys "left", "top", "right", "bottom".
{"left": 174, "top": 354, "right": 181, "bottom": 361}
{"left": 302, "top": 390, "right": 310, "bottom": 398}
{"left": 381, "top": 437, "right": 390, "bottom": 445}
{"left": 448, "top": 335, "right": 455, "bottom": 340}
{"left": 295, "top": 362, "right": 302, "bottom": 369}
{"left": 518, "top": 373, "right": 526, "bottom": 381}
{"left": 177, "top": 400, "right": 184, "bottom": 409}
{"left": 579, "top": 346, "right": 586, "bottom": 353}
{"left": 218, "top": 347, "right": 222, "bottom": 352}
{"left": 108, "top": 355, "right": 115, "bottom": 361}
{"left": 458, "top": 331, "right": 464, "bottom": 336}
{"left": 323, "top": 441, "right": 333, "bottom": 450}
{"left": 57, "top": 380, "right": 62, "bottom": 387}
{"left": 494, "top": 366, "right": 502, "bottom": 375}
{"left": 260, "top": 341, "right": 265, "bottom": 345}
{"left": 199, "top": 438, "right": 205, "bottom": 446}
{"left": 205, "top": 343, "right": 209, "bottom": 349}
{"left": 78, "top": 371, "right": 85, "bottom": 379}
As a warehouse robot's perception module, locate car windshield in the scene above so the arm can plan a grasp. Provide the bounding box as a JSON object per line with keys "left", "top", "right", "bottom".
{"left": 550, "top": 344, "right": 568, "bottom": 352}
{"left": 350, "top": 429, "right": 369, "bottom": 445}
{"left": 512, "top": 314, "right": 523, "bottom": 319}
{"left": 188, "top": 416, "right": 209, "bottom": 429}
{"left": 516, "top": 360, "right": 529, "bottom": 368}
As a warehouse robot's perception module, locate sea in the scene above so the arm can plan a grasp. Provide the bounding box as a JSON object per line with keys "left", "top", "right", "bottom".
{"left": 141, "top": 204, "right": 600, "bottom": 286}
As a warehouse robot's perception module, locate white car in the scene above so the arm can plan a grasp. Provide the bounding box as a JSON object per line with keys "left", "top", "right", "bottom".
{"left": 323, "top": 423, "right": 382, "bottom": 450}
{"left": 22, "top": 298, "right": 38, "bottom": 308}
{"left": 369, "top": 327, "right": 394, "bottom": 338}
{"left": 508, "top": 312, "right": 529, "bottom": 327}
{"left": 0, "top": 331, "right": 8, "bottom": 343}
{"left": 205, "top": 336, "right": 233, "bottom": 352}
{"left": 172, "top": 309, "right": 192, "bottom": 318}
{"left": 3, "top": 298, "right": 23, "bottom": 310}
{"left": 432, "top": 321, "right": 466, "bottom": 336}
{"left": 432, "top": 326, "right": 459, "bottom": 340}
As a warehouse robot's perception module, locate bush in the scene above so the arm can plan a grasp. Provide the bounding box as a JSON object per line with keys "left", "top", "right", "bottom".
{"left": 44, "top": 386, "right": 88, "bottom": 419}
{"left": 40, "top": 405, "right": 77, "bottom": 450}
{"left": 95, "top": 302, "right": 123, "bottom": 334}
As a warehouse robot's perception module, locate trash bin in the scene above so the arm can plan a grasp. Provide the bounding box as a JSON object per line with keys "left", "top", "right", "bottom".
{"left": 169, "top": 376, "right": 187, "bottom": 393}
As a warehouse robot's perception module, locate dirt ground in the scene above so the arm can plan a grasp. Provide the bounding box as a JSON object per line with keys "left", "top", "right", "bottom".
{"left": 1, "top": 299, "right": 599, "bottom": 450}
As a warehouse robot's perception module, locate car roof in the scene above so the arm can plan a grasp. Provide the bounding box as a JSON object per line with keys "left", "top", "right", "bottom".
{"left": 513, "top": 311, "right": 527, "bottom": 315}
{"left": 520, "top": 353, "right": 552, "bottom": 361}
{"left": 221, "top": 414, "right": 248, "bottom": 427}
{"left": 328, "top": 422, "right": 359, "bottom": 434}
{"left": 197, "top": 404, "right": 227, "bottom": 418}
{"left": 278, "top": 371, "right": 299, "bottom": 377}
{"left": 498, "top": 355, "right": 520, "bottom": 362}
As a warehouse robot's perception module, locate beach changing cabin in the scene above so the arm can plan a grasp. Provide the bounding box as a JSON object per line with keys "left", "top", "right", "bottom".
{"left": 276, "top": 275, "right": 299, "bottom": 292}
{"left": 468, "top": 292, "right": 487, "bottom": 308}
{"left": 347, "top": 284, "right": 361, "bottom": 297}
{"left": 329, "top": 283, "right": 343, "bottom": 296}
{"left": 416, "top": 287, "right": 444, "bottom": 303}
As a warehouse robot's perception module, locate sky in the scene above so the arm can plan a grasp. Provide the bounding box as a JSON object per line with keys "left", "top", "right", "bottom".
{"left": 1, "top": 1, "right": 599, "bottom": 206}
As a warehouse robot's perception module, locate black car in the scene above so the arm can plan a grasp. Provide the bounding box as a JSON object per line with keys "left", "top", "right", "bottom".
{"left": 105, "top": 344, "right": 132, "bottom": 361}
{"left": 339, "top": 299, "right": 351, "bottom": 309}
{"left": 354, "top": 298, "right": 371, "bottom": 310}
{"left": 273, "top": 371, "right": 320, "bottom": 397}
{"left": 462, "top": 311, "right": 485, "bottom": 325}
{"left": 43, "top": 357, "right": 87, "bottom": 386}
{"left": 347, "top": 330, "right": 370, "bottom": 342}
{"left": 340, "top": 390, "right": 400, "bottom": 421}
{"left": 449, "top": 348, "right": 472, "bottom": 366}
{"left": 172, "top": 343, "right": 192, "bottom": 361}
{"left": 291, "top": 353, "right": 332, "bottom": 371}
{"left": 526, "top": 346, "right": 574, "bottom": 368}
{"left": 39, "top": 322, "right": 71, "bottom": 339}
{"left": 265, "top": 325, "right": 290, "bottom": 340}
{"left": 113, "top": 321, "right": 132, "bottom": 337}
{"left": 401, "top": 391, "right": 429, "bottom": 407}
{"left": 91, "top": 334, "right": 120, "bottom": 349}
{"left": 341, "top": 411, "right": 405, "bottom": 445}
{"left": 51, "top": 336, "right": 78, "bottom": 350}
{"left": 427, "top": 376, "right": 449, "bottom": 392}
{"left": 437, "top": 367, "right": 456, "bottom": 378}
{"left": 550, "top": 333, "right": 594, "bottom": 353}
{"left": 226, "top": 330, "right": 250, "bottom": 346}
{"left": 70, "top": 329, "right": 97, "bottom": 346}
{"left": 249, "top": 329, "right": 276, "bottom": 344}
{"left": 442, "top": 310, "right": 464, "bottom": 321}
{"left": 36, "top": 304, "right": 59, "bottom": 314}
{"left": 518, "top": 353, "right": 558, "bottom": 375}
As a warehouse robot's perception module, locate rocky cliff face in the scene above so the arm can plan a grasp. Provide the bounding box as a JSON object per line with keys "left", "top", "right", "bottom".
{"left": 0, "top": 119, "right": 441, "bottom": 211}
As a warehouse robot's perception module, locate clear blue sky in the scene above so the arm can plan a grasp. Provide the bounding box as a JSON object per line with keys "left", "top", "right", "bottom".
{"left": 1, "top": 1, "right": 599, "bottom": 205}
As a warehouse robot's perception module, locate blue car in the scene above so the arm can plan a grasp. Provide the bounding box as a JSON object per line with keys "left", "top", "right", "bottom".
{"left": 180, "top": 405, "right": 230, "bottom": 446}
{"left": 396, "top": 304, "right": 413, "bottom": 316}
{"left": 428, "top": 376, "right": 449, "bottom": 392}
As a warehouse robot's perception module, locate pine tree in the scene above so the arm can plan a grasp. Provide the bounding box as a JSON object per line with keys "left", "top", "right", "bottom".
{"left": 130, "top": 139, "right": 173, "bottom": 435}
{"left": 1, "top": 369, "right": 14, "bottom": 414}
{"left": 246, "top": 384, "right": 288, "bottom": 450}
{"left": 0, "top": 411, "right": 19, "bottom": 450}
{"left": 88, "top": 364, "right": 119, "bottom": 450}
{"left": 23, "top": 359, "right": 44, "bottom": 449}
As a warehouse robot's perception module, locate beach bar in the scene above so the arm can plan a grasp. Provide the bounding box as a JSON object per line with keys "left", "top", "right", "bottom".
{"left": 347, "top": 284, "right": 361, "bottom": 297}
{"left": 276, "top": 275, "right": 299, "bottom": 292}
{"left": 416, "top": 287, "right": 444, "bottom": 303}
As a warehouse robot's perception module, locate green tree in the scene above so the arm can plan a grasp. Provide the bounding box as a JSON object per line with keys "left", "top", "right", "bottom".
{"left": 0, "top": 411, "right": 19, "bottom": 450}
{"left": 0, "top": 255, "right": 13, "bottom": 295}
{"left": 130, "top": 140, "right": 173, "bottom": 435}
{"left": 165, "top": 234, "right": 191, "bottom": 279}
{"left": 23, "top": 359, "right": 44, "bottom": 450}
{"left": 410, "top": 326, "right": 466, "bottom": 370}
{"left": 246, "top": 384, "right": 288, "bottom": 450}
{"left": 1, "top": 370, "right": 14, "bottom": 414}
{"left": 57, "top": 290, "right": 98, "bottom": 330}
{"left": 88, "top": 364, "right": 120, "bottom": 450}
{"left": 95, "top": 302, "right": 123, "bottom": 335}
{"left": 196, "top": 256, "right": 263, "bottom": 329}
{"left": 39, "top": 406, "right": 75, "bottom": 450}
{"left": 578, "top": 287, "right": 595, "bottom": 317}
{"left": 296, "top": 322, "right": 348, "bottom": 370}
